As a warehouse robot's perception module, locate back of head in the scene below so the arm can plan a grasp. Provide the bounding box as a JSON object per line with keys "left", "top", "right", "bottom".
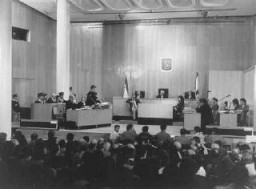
{"left": 126, "top": 124, "right": 133, "bottom": 131}
{"left": 160, "top": 125, "right": 167, "bottom": 131}
{"left": 48, "top": 130, "right": 56, "bottom": 140}
{"left": 30, "top": 133, "right": 38, "bottom": 141}
{"left": 67, "top": 133, "right": 74, "bottom": 141}
{"left": 83, "top": 136, "right": 90, "bottom": 143}
{"left": 180, "top": 128, "right": 187, "bottom": 136}
{"left": 142, "top": 126, "right": 149, "bottom": 133}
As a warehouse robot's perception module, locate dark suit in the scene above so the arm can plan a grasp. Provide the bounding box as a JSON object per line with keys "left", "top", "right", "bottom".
{"left": 35, "top": 99, "right": 43, "bottom": 103}
{"left": 77, "top": 101, "right": 86, "bottom": 109}
{"left": 12, "top": 100, "right": 20, "bottom": 113}
{"left": 46, "top": 97, "right": 56, "bottom": 103}
{"left": 86, "top": 91, "right": 100, "bottom": 106}
{"left": 66, "top": 100, "right": 76, "bottom": 110}
{"left": 196, "top": 104, "right": 213, "bottom": 131}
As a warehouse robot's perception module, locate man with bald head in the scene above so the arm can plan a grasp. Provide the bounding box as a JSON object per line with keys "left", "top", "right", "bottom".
{"left": 206, "top": 142, "right": 234, "bottom": 186}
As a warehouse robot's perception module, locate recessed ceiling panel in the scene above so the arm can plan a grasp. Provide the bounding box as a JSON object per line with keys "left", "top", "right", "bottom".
{"left": 70, "top": 0, "right": 103, "bottom": 11}
{"left": 200, "top": 0, "right": 231, "bottom": 7}
{"left": 100, "top": 0, "right": 132, "bottom": 11}
{"left": 167, "top": 0, "right": 195, "bottom": 8}
{"left": 133, "top": 0, "right": 164, "bottom": 10}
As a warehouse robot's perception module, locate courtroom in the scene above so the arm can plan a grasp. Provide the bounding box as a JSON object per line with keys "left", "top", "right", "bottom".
{"left": 1, "top": 0, "right": 256, "bottom": 189}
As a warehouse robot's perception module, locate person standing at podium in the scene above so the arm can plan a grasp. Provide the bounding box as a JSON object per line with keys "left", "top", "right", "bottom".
{"left": 196, "top": 98, "right": 213, "bottom": 133}
{"left": 86, "top": 85, "right": 100, "bottom": 106}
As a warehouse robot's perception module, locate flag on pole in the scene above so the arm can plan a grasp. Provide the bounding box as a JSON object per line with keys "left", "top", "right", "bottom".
{"left": 123, "top": 76, "right": 129, "bottom": 98}
{"left": 195, "top": 72, "right": 199, "bottom": 95}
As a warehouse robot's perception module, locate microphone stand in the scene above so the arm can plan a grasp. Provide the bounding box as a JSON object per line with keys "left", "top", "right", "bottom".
{"left": 219, "top": 95, "right": 231, "bottom": 102}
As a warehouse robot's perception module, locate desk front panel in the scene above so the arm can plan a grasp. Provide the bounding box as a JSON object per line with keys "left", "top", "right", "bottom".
{"left": 66, "top": 109, "right": 112, "bottom": 127}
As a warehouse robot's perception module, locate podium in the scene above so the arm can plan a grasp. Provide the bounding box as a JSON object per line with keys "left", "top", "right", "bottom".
{"left": 184, "top": 113, "right": 201, "bottom": 130}
{"left": 220, "top": 113, "right": 237, "bottom": 128}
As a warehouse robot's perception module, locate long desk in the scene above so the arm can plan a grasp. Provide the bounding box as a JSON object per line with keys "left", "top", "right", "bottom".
{"left": 66, "top": 109, "right": 112, "bottom": 129}
{"left": 137, "top": 99, "right": 177, "bottom": 125}
{"left": 31, "top": 103, "right": 65, "bottom": 120}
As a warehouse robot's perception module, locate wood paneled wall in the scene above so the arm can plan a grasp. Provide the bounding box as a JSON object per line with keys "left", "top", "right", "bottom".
{"left": 12, "top": 0, "right": 56, "bottom": 107}
{"left": 71, "top": 22, "right": 254, "bottom": 102}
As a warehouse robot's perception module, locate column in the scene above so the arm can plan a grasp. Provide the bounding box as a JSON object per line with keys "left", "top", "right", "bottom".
{"left": 254, "top": 66, "right": 256, "bottom": 130}
{"left": 0, "top": 0, "right": 12, "bottom": 138}
{"left": 57, "top": 0, "right": 70, "bottom": 100}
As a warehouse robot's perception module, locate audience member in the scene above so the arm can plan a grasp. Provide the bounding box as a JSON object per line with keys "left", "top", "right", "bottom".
{"left": 155, "top": 125, "right": 171, "bottom": 145}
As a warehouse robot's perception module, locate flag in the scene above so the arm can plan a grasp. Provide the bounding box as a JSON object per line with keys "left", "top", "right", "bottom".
{"left": 123, "top": 76, "right": 129, "bottom": 98}
{"left": 195, "top": 72, "right": 199, "bottom": 95}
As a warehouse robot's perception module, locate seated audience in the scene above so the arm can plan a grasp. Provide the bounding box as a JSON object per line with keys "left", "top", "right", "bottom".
{"left": 136, "top": 126, "right": 153, "bottom": 144}
{"left": 155, "top": 125, "right": 171, "bottom": 145}
{"left": 109, "top": 125, "right": 120, "bottom": 142}
{"left": 175, "top": 128, "right": 191, "bottom": 147}
{"left": 121, "top": 124, "right": 137, "bottom": 143}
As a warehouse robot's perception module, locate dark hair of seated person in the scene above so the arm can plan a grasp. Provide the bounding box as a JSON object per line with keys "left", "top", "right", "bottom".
{"left": 83, "top": 136, "right": 90, "bottom": 143}
{"left": 58, "top": 139, "right": 66, "bottom": 148}
{"left": 160, "top": 125, "right": 167, "bottom": 131}
{"left": 142, "top": 126, "right": 149, "bottom": 132}
{"left": 67, "top": 133, "right": 74, "bottom": 141}
{"left": 31, "top": 133, "right": 38, "bottom": 141}
{"left": 126, "top": 124, "right": 133, "bottom": 131}
{"left": 180, "top": 128, "right": 187, "bottom": 135}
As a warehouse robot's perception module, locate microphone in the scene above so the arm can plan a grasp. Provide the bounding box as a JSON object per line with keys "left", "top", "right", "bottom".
{"left": 207, "top": 91, "right": 212, "bottom": 93}
{"left": 226, "top": 95, "right": 231, "bottom": 97}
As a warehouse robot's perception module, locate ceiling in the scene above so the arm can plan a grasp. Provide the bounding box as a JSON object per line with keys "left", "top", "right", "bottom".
{"left": 19, "top": 0, "right": 256, "bottom": 22}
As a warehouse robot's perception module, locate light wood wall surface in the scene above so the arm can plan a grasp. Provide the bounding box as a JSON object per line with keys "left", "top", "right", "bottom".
{"left": 12, "top": 0, "right": 56, "bottom": 107}
{"left": 71, "top": 22, "right": 255, "bottom": 102}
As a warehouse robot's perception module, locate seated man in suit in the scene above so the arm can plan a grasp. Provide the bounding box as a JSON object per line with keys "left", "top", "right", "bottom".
{"left": 35, "top": 93, "right": 44, "bottom": 103}
{"left": 77, "top": 97, "right": 86, "bottom": 109}
{"left": 156, "top": 90, "right": 166, "bottom": 99}
{"left": 46, "top": 93, "right": 57, "bottom": 103}
{"left": 57, "top": 92, "right": 65, "bottom": 103}
{"left": 86, "top": 85, "right": 101, "bottom": 106}
{"left": 66, "top": 95, "right": 77, "bottom": 110}
{"left": 12, "top": 94, "right": 21, "bottom": 122}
